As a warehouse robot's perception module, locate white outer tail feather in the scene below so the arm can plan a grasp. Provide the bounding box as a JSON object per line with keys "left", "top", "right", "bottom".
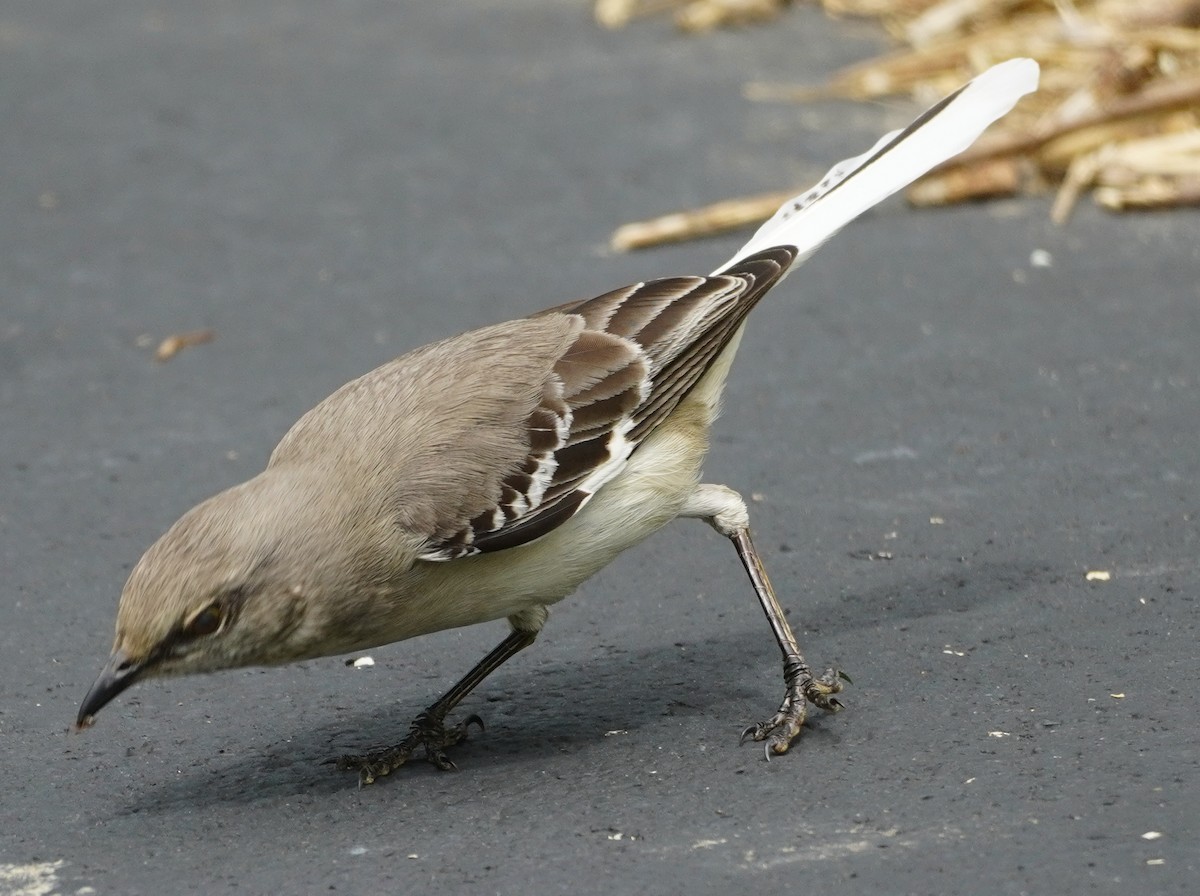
{"left": 714, "top": 58, "right": 1040, "bottom": 276}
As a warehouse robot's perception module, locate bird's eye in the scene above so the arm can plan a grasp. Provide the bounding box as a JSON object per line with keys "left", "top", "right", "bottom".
{"left": 184, "top": 604, "right": 223, "bottom": 638}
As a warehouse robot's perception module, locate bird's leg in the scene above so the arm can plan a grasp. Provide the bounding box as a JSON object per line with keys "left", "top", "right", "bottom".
{"left": 682, "top": 484, "right": 845, "bottom": 758}
{"left": 729, "top": 527, "right": 846, "bottom": 756}
{"left": 337, "top": 627, "right": 537, "bottom": 785}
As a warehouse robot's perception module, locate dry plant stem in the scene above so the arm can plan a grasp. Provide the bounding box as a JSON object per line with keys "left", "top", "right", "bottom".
{"left": 611, "top": 189, "right": 796, "bottom": 251}
{"left": 906, "top": 156, "right": 1028, "bottom": 205}
{"left": 1050, "top": 152, "right": 1102, "bottom": 223}
{"left": 822, "top": 0, "right": 943, "bottom": 17}
{"left": 1105, "top": 128, "right": 1200, "bottom": 174}
{"left": 1095, "top": 177, "right": 1200, "bottom": 209}
{"left": 796, "top": 13, "right": 1062, "bottom": 100}
{"left": 594, "top": 0, "right": 688, "bottom": 28}
{"left": 904, "top": 0, "right": 1032, "bottom": 48}
{"left": 1100, "top": 0, "right": 1200, "bottom": 29}
{"left": 676, "top": 0, "right": 788, "bottom": 32}
{"left": 1055, "top": 128, "right": 1200, "bottom": 220}
{"left": 596, "top": 0, "right": 791, "bottom": 31}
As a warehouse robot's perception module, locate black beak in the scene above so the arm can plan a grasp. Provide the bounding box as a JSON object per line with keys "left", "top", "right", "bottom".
{"left": 76, "top": 650, "right": 145, "bottom": 728}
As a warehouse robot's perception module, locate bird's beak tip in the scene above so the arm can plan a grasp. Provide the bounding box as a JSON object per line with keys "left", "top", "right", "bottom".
{"left": 76, "top": 649, "right": 144, "bottom": 727}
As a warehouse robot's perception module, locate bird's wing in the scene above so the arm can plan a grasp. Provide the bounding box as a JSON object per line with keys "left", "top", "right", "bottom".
{"left": 422, "top": 248, "right": 794, "bottom": 560}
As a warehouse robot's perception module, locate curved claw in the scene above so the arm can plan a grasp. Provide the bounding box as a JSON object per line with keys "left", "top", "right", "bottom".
{"left": 461, "top": 713, "right": 486, "bottom": 735}
{"left": 741, "top": 659, "right": 851, "bottom": 759}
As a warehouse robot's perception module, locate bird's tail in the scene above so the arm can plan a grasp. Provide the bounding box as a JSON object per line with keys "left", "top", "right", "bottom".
{"left": 714, "top": 58, "right": 1039, "bottom": 277}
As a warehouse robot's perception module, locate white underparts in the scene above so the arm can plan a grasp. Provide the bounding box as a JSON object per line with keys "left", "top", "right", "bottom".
{"left": 680, "top": 482, "right": 751, "bottom": 536}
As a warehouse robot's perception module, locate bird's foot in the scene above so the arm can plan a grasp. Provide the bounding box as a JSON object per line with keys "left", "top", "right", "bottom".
{"left": 335, "top": 711, "right": 484, "bottom": 785}
{"left": 740, "top": 662, "right": 847, "bottom": 759}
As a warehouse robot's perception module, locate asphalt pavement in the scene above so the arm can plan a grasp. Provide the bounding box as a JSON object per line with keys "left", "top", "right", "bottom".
{"left": 2, "top": 2, "right": 1197, "bottom": 894}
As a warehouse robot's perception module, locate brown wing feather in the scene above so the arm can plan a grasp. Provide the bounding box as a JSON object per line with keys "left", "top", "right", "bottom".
{"left": 423, "top": 246, "right": 797, "bottom": 559}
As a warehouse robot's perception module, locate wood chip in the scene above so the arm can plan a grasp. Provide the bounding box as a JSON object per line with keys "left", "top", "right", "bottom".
{"left": 154, "top": 328, "right": 216, "bottom": 362}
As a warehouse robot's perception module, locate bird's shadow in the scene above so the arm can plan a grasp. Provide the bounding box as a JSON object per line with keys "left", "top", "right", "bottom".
{"left": 114, "top": 627, "right": 770, "bottom": 815}
{"left": 113, "top": 557, "right": 1056, "bottom": 815}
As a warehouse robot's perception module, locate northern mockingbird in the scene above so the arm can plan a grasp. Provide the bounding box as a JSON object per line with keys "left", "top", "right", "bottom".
{"left": 78, "top": 59, "right": 1038, "bottom": 784}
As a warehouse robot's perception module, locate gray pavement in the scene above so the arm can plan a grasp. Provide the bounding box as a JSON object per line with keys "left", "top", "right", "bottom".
{"left": 2, "top": 2, "right": 1198, "bottom": 894}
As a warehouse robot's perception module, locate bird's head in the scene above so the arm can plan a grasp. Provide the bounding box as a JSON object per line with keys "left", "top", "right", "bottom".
{"left": 76, "top": 469, "right": 368, "bottom": 728}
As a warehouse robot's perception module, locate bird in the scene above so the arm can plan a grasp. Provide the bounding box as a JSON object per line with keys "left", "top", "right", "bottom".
{"left": 77, "top": 58, "right": 1039, "bottom": 784}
